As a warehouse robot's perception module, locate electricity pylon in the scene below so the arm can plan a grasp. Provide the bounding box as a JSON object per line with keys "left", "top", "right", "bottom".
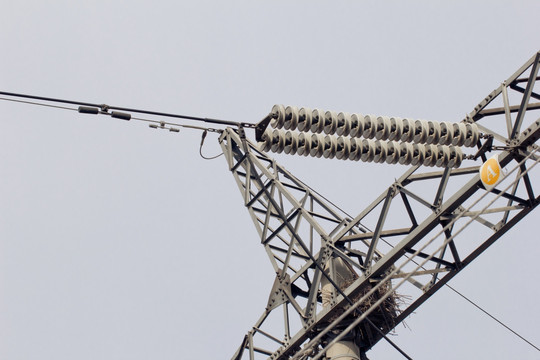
{"left": 1, "top": 51, "right": 537, "bottom": 360}
{"left": 220, "top": 52, "right": 540, "bottom": 359}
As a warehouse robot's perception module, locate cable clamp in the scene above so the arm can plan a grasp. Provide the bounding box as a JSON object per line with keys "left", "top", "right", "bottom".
{"left": 77, "top": 106, "right": 99, "bottom": 114}
{"left": 148, "top": 121, "right": 180, "bottom": 133}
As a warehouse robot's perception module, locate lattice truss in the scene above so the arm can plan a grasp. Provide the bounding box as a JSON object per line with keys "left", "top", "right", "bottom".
{"left": 220, "top": 52, "right": 540, "bottom": 359}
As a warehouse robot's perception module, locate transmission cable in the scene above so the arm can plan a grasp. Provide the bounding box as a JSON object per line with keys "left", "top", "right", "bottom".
{"left": 0, "top": 96, "right": 77, "bottom": 112}
{"left": 199, "top": 130, "right": 223, "bottom": 160}
{"left": 445, "top": 284, "right": 540, "bottom": 352}
{"left": 0, "top": 90, "right": 255, "bottom": 128}
{"left": 1, "top": 94, "right": 226, "bottom": 143}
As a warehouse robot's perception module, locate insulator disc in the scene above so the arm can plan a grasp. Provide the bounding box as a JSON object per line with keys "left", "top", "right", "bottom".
{"left": 463, "top": 123, "right": 480, "bottom": 147}
{"left": 297, "top": 107, "right": 313, "bottom": 132}
{"left": 323, "top": 111, "right": 338, "bottom": 135}
{"left": 399, "top": 142, "right": 414, "bottom": 165}
{"left": 311, "top": 109, "right": 325, "bottom": 134}
{"left": 360, "top": 139, "right": 376, "bottom": 162}
{"left": 423, "top": 144, "right": 439, "bottom": 167}
{"left": 388, "top": 117, "right": 403, "bottom": 141}
{"left": 375, "top": 116, "right": 391, "bottom": 141}
{"left": 336, "top": 112, "right": 352, "bottom": 136}
{"left": 410, "top": 143, "right": 426, "bottom": 166}
{"left": 258, "top": 128, "right": 272, "bottom": 152}
{"left": 349, "top": 113, "right": 365, "bottom": 138}
{"left": 349, "top": 138, "right": 361, "bottom": 161}
{"left": 270, "top": 104, "right": 286, "bottom": 129}
{"left": 447, "top": 146, "right": 463, "bottom": 168}
{"left": 336, "top": 136, "right": 351, "bottom": 160}
{"left": 284, "top": 106, "right": 299, "bottom": 130}
{"left": 452, "top": 123, "right": 467, "bottom": 146}
{"left": 363, "top": 115, "right": 376, "bottom": 139}
{"left": 455, "top": 150, "right": 464, "bottom": 168}
{"left": 413, "top": 120, "right": 429, "bottom": 144}
{"left": 435, "top": 145, "right": 450, "bottom": 167}
{"left": 383, "top": 141, "right": 399, "bottom": 164}
{"left": 439, "top": 122, "right": 454, "bottom": 145}
{"left": 323, "top": 135, "right": 337, "bottom": 159}
{"left": 297, "top": 132, "right": 311, "bottom": 156}
{"left": 271, "top": 129, "right": 286, "bottom": 153}
{"left": 454, "top": 147, "right": 464, "bottom": 168}
{"left": 373, "top": 140, "right": 388, "bottom": 163}
{"left": 426, "top": 121, "right": 441, "bottom": 145}
{"left": 400, "top": 118, "right": 415, "bottom": 143}
{"left": 283, "top": 131, "right": 298, "bottom": 155}
{"left": 310, "top": 133, "right": 325, "bottom": 158}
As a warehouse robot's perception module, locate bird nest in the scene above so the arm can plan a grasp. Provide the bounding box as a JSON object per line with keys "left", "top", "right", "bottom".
{"left": 325, "top": 276, "right": 406, "bottom": 349}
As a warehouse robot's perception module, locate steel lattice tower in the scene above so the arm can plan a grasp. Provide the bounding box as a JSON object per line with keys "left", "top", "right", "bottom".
{"left": 220, "top": 52, "right": 540, "bottom": 359}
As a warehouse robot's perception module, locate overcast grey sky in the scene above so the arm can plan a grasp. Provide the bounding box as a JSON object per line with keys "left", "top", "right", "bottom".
{"left": 1, "top": 1, "right": 540, "bottom": 359}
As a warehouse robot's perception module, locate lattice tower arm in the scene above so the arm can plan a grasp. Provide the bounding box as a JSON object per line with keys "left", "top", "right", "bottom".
{"left": 220, "top": 51, "right": 540, "bottom": 360}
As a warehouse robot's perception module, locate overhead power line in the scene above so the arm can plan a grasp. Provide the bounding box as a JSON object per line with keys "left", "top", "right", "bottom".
{"left": 445, "top": 285, "right": 540, "bottom": 352}
{"left": 0, "top": 92, "right": 227, "bottom": 161}
{"left": 0, "top": 96, "right": 78, "bottom": 112}
{"left": 0, "top": 90, "right": 256, "bottom": 129}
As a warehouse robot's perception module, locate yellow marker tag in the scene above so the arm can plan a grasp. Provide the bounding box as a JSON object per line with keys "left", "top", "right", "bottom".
{"left": 479, "top": 155, "right": 501, "bottom": 190}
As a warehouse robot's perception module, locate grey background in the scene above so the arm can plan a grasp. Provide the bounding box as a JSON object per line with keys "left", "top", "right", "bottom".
{"left": 1, "top": 1, "right": 539, "bottom": 359}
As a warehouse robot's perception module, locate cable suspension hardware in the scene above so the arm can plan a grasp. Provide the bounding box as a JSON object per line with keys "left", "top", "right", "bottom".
{"left": 269, "top": 105, "right": 480, "bottom": 147}
{"left": 260, "top": 128, "right": 464, "bottom": 168}
{"left": 256, "top": 105, "right": 482, "bottom": 168}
